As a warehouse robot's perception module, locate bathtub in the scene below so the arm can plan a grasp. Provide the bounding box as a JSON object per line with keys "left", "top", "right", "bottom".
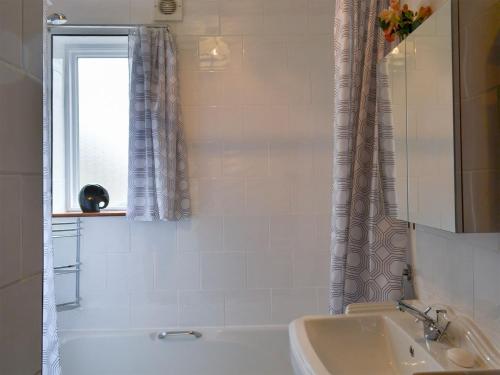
{"left": 59, "top": 326, "right": 294, "bottom": 375}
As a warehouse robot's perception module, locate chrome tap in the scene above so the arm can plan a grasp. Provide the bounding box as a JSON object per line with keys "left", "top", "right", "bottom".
{"left": 397, "top": 300, "right": 450, "bottom": 341}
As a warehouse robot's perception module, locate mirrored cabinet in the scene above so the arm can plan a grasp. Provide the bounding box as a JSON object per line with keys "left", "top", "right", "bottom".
{"left": 378, "top": 0, "right": 500, "bottom": 233}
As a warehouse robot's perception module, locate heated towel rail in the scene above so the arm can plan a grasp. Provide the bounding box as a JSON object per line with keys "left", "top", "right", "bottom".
{"left": 52, "top": 218, "right": 82, "bottom": 311}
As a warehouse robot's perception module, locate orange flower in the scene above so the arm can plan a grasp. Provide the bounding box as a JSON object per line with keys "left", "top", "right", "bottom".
{"left": 417, "top": 6, "right": 432, "bottom": 19}
{"left": 390, "top": 0, "right": 401, "bottom": 11}
{"left": 379, "top": 9, "right": 391, "bottom": 22}
{"left": 384, "top": 32, "right": 396, "bottom": 42}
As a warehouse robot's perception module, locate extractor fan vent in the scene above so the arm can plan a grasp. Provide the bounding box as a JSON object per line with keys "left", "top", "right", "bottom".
{"left": 155, "top": 0, "right": 183, "bottom": 21}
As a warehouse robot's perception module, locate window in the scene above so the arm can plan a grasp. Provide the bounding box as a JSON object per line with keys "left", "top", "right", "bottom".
{"left": 52, "top": 36, "right": 129, "bottom": 212}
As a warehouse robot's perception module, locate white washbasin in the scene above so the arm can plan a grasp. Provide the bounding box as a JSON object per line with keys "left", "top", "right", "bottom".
{"left": 289, "top": 302, "right": 500, "bottom": 375}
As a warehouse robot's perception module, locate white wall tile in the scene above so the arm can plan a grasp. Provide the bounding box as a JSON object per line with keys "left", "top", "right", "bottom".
{"left": 179, "top": 290, "right": 225, "bottom": 326}
{"left": 225, "top": 289, "right": 271, "bottom": 325}
{"left": 201, "top": 252, "right": 246, "bottom": 290}
{"left": 0, "top": 275, "right": 42, "bottom": 375}
{"left": 59, "top": 291, "right": 130, "bottom": 330}
{"left": 127, "top": 252, "right": 155, "bottom": 291}
{"left": 155, "top": 251, "right": 200, "bottom": 290}
{"left": 316, "top": 287, "right": 330, "bottom": 314}
{"left": 0, "top": 69, "right": 42, "bottom": 174}
{"left": 105, "top": 253, "right": 129, "bottom": 291}
{"left": 293, "top": 251, "right": 330, "bottom": 288}
{"left": 219, "top": 0, "right": 264, "bottom": 36}
{"left": 246, "top": 177, "right": 291, "bottom": 215}
{"left": 270, "top": 214, "right": 316, "bottom": 252}
{"left": 191, "top": 177, "right": 245, "bottom": 216}
{"left": 130, "top": 291, "right": 178, "bottom": 328}
{"left": 20, "top": 175, "right": 43, "bottom": 277}
{"left": 247, "top": 252, "right": 292, "bottom": 289}
{"left": 177, "top": 216, "right": 223, "bottom": 252}
{"left": 307, "top": 0, "right": 335, "bottom": 35}
{"left": 130, "top": 221, "right": 177, "bottom": 253}
{"left": 176, "top": 36, "right": 199, "bottom": 72}
{"left": 0, "top": 0, "right": 22, "bottom": 66}
{"left": 315, "top": 214, "right": 332, "bottom": 251}
{"left": 187, "top": 141, "right": 223, "bottom": 178}
{"left": 271, "top": 288, "right": 318, "bottom": 324}
{"left": 0, "top": 175, "right": 21, "bottom": 287}
{"left": 22, "top": 0, "right": 43, "bottom": 79}
{"left": 82, "top": 217, "right": 130, "bottom": 253}
{"left": 223, "top": 215, "right": 269, "bottom": 251}
{"left": 173, "top": 0, "right": 219, "bottom": 35}
{"left": 223, "top": 142, "right": 268, "bottom": 178}
{"left": 262, "top": 0, "right": 307, "bottom": 35}
{"left": 129, "top": 0, "right": 154, "bottom": 24}
{"left": 49, "top": 0, "right": 131, "bottom": 24}
{"left": 80, "top": 252, "right": 106, "bottom": 291}
{"left": 474, "top": 245, "right": 500, "bottom": 346}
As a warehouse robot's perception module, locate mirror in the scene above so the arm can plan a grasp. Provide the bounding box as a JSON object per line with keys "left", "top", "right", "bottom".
{"left": 378, "top": 42, "right": 408, "bottom": 222}
{"left": 406, "top": 0, "right": 456, "bottom": 231}
{"left": 378, "top": 0, "right": 458, "bottom": 232}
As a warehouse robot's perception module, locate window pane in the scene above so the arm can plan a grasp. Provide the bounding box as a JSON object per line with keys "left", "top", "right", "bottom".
{"left": 78, "top": 58, "right": 129, "bottom": 209}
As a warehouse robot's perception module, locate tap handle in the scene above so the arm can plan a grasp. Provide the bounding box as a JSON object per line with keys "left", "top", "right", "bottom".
{"left": 435, "top": 309, "right": 450, "bottom": 340}
{"left": 424, "top": 306, "right": 432, "bottom": 315}
{"left": 435, "top": 309, "right": 447, "bottom": 323}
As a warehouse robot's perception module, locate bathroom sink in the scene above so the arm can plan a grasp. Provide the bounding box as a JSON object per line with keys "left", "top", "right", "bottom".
{"left": 289, "top": 302, "right": 500, "bottom": 375}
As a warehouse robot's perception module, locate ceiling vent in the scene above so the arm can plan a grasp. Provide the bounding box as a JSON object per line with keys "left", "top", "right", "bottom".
{"left": 154, "top": 0, "right": 183, "bottom": 21}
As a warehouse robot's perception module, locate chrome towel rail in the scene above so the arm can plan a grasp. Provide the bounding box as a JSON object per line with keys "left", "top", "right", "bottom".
{"left": 53, "top": 218, "right": 82, "bottom": 311}
{"left": 158, "top": 331, "right": 202, "bottom": 339}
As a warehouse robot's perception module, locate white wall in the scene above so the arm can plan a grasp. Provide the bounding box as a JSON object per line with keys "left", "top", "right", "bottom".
{"left": 51, "top": 0, "right": 334, "bottom": 329}
{"left": 0, "top": 0, "right": 43, "bottom": 373}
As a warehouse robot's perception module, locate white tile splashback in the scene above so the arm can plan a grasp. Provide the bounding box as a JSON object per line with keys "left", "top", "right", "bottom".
{"left": 57, "top": 216, "right": 330, "bottom": 329}
{"left": 411, "top": 225, "right": 500, "bottom": 349}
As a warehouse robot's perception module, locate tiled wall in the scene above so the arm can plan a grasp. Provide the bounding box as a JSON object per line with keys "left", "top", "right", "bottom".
{"left": 51, "top": 0, "right": 334, "bottom": 329}
{"left": 0, "top": 0, "right": 43, "bottom": 373}
{"left": 411, "top": 226, "right": 500, "bottom": 348}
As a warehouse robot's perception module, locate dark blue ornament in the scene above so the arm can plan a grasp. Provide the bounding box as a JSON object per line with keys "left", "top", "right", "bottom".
{"left": 78, "top": 184, "right": 109, "bottom": 213}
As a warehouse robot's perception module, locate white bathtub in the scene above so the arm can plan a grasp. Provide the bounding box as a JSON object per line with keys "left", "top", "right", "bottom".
{"left": 59, "top": 326, "right": 294, "bottom": 375}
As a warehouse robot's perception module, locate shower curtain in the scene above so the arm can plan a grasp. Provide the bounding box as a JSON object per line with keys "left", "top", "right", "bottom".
{"left": 43, "top": 1, "right": 62, "bottom": 372}
{"left": 127, "top": 27, "right": 190, "bottom": 221}
{"left": 330, "top": 0, "right": 409, "bottom": 314}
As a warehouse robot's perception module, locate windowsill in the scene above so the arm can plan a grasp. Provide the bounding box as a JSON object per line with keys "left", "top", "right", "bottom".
{"left": 52, "top": 211, "right": 126, "bottom": 218}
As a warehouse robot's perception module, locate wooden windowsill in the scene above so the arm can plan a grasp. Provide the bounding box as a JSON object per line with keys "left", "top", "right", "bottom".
{"left": 52, "top": 211, "right": 126, "bottom": 218}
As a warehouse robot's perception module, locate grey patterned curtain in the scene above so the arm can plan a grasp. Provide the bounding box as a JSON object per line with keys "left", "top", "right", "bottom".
{"left": 330, "top": 0, "right": 409, "bottom": 314}
{"left": 127, "top": 27, "right": 190, "bottom": 221}
{"left": 43, "top": 1, "right": 62, "bottom": 372}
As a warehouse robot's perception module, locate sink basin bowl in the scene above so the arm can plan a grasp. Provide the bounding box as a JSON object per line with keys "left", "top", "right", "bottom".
{"left": 290, "top": 314, "right": 442, "bottom": 375}
{"left": 289, "top": 302, "right": 500, "bottom": 375}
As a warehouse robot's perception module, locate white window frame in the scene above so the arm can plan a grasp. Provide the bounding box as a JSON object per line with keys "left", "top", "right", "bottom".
{"left": 59, "top": 38, "right": 129, "bottom": 211}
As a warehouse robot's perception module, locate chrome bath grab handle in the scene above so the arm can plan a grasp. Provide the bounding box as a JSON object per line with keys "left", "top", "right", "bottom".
{"left": 158, "top": 330, "right": 202, "bottom": 339}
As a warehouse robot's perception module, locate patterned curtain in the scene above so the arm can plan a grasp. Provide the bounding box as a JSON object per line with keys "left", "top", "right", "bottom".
{"left": 43, "top": 0, "right": 62, "bottom": 372}
{"left": 127, "top": 27, "right": 190, "bottom": 221}
{"left": 330, "top": 0, "right": 409, "bottom": 314}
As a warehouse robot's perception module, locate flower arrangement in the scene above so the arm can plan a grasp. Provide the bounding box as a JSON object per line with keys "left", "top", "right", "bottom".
{"left": 378, "top": 0, "right": 432, "bottom": 42}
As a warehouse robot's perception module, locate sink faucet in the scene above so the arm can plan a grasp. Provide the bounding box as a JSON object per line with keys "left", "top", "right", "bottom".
{"left": 396, "top": 300, "right": 450, "bottom": 341}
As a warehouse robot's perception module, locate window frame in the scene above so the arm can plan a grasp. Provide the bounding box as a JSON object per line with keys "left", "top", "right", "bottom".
{"left": 53, "top": 36, "right": 129, "bottom": 212}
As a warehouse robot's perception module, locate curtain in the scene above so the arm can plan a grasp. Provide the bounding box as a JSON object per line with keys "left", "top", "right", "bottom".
{"left": 127, "top": 27, "right": 190, "bottom": 221}
{"left": 43, "top": 1, "right": 62, "bottom": 372}
{"left": 330, "top": 0, "right": 409, "bottom": 314}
